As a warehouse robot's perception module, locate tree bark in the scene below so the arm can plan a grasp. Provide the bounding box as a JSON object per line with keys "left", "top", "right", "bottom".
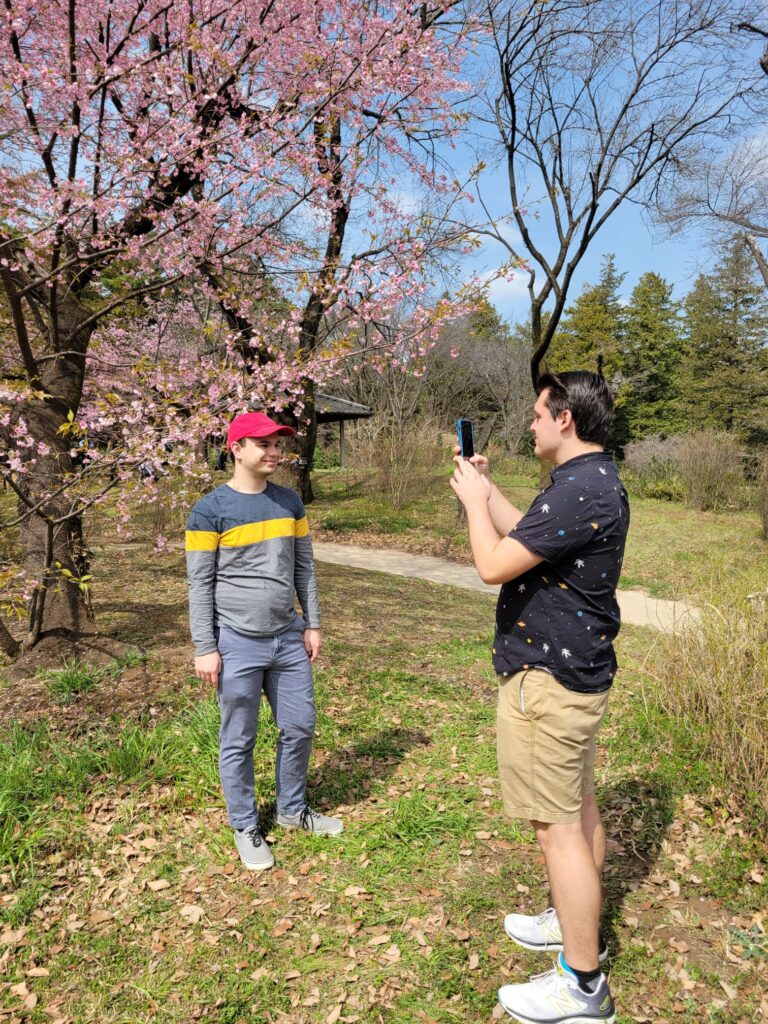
{"left": 0, "top": 619, "right": 21, "bottom": 660}
{"left": 283, "top": 381, "right": 318, "bottom": 504}
{"left": 11, "top": 298, "right": 94, "bottom": 647}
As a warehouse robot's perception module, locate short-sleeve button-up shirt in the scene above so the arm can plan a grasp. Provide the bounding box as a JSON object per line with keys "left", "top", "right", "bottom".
{"left": 493, "top": 452, "right": 630, "bottom": 693}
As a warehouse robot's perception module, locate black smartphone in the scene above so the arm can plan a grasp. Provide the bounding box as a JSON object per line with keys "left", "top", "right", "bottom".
{"left": 456, "top": 418, "right": 475, "bottom": 459}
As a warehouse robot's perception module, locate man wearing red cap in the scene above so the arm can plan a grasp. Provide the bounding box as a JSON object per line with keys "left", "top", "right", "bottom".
{"left": 186, "top": 411, "right": 343, "bottom": 871}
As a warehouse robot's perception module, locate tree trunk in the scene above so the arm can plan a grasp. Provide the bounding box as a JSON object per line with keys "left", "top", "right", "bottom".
{"left": 14, "top": 310, "right": 94, "bottom": 649}
{"left": 744, "top": 234, "right": 768, "bottom": 291}
{"left": 19, "top": 400, "right": 92, "bottom": 648}
{"left": 283, "top": 382, "right": 318, "bottom": 504}
{"left": 0, "top": 620, "right": 20, "bottom": 660}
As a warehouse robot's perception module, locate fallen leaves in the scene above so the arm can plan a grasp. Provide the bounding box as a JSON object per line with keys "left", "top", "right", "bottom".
{"left": 271, "top": 917, "right": 295, "bottom": 937}
{"left": 179, "top": 904, "right": 205, "bottom": 924}
{"left": 88, "top": 909, "right": 113, "bottom": 927}
{"left": 147, "top": 878, "right": 172, "bottom": 892}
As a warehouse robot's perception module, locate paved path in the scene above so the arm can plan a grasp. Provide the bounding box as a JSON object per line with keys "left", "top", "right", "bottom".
{"left": 313, "top": 542, "right": 699, "bottom": 632}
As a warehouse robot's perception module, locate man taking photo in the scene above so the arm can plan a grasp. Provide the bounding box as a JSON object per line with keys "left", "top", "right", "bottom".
{"left": 451, "top": 372, "right": 628, "bottom": 1024}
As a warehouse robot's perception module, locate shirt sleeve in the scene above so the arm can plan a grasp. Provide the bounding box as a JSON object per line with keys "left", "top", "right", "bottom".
{"left": 293, "top": 498, "right": 321, "bottom": 628}
{"left": 185, "top": 503, "right": 220, "bottom": 656}
{"left": 510, "top": 481, "right": 599, "bottom": 563}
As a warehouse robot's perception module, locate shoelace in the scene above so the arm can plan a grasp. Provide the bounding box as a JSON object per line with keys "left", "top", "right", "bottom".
{"left": 535, "top": 907, "right": 560, "bottom": 937}
{"left": 243, "top": 826, "right": 263, "bottom": 847}
{"left": 298, "top": 806, "right": 315, "bottom": 830}
{"left": 528, "top": 965, "right": 561, "bottom": 987}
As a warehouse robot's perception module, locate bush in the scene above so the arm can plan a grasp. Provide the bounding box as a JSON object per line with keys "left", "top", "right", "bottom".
{"left": 675, "top": 430, "right": 744, "bottom": 511}
{"left": 652, "top": 583, "right": 768, "bottom": 828}
{"left": 622, "top": 436, "right": 684, "bottom": 501}
{"left": 346, "top": 418, "right": 445, "bottom": 510}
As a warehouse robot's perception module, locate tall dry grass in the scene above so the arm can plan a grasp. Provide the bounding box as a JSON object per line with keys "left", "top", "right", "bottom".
{"left": 757, "top": 452, "right": 768, "bottom": 540}
{"left": 652, "top": 583, "right": 768, "bottom": 827}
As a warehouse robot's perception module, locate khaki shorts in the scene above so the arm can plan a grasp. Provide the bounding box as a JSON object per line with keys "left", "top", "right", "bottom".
{"left": 497, "top": 668, "right": 609, "bottom": 824}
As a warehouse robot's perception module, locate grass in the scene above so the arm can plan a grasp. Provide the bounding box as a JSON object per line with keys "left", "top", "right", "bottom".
{"left": 1, "top": 549, "right": 767, "bottom": 1023}
{"left": 307, "top": 465, "right": 768, "bottom": 601}
{"left": 648, "top": 581, "right": 768, "bottom": 832}
{"left": 36, "top": 648, "right": 147, "bottom": 703}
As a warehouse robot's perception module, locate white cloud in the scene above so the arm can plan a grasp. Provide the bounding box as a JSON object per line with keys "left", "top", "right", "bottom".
{"left": 481, "top": 267, "right": 530, "bottom": 317}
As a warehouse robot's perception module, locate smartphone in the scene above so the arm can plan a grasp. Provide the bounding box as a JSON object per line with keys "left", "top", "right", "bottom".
{"left": 456, "top": 418, "right": 475, "bottom": 459}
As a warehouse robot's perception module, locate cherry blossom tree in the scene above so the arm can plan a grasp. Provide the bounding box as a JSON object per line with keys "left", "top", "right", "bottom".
{"left": 0, "top": 0, "right": 472, "bottom": 657}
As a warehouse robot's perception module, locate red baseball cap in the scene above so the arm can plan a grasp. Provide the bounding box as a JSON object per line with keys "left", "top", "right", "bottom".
{"left": 226, "top": 412, "right": 295, "bottom": 450}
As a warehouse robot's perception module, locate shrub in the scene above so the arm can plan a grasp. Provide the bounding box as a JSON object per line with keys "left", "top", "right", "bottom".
{"left": 675, "top": 430, "right": 743, "bottom": 511}
{"left": 651, "top": 583, "right": 768, "bottom": 828}
{"left": 621, "top": 435, "right": 684, "bottom": 501}
{"left": 346, "top": 418, "right": 446, "bottom": 509}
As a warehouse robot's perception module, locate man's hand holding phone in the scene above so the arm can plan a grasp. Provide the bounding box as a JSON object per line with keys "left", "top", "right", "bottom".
{"left": 451, "top": 453, "right": 492, "bottom": 508}
{"left": 453, "top": 445, "right": 490, "bottom": 477}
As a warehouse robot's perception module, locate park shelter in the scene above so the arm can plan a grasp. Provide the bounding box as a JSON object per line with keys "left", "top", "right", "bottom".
{"left": 316, "top": 393, "right": 372, "bottom": 468}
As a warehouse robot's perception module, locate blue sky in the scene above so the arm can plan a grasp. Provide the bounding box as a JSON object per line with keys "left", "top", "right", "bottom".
{"left": 450, "top": 150, "right": 718, "bottom": 326}
{"left": 440, "top": 17, "right": 766, "bottom": 328}
{"left": 465, "top": 193, "right": 712, "bottom": 323}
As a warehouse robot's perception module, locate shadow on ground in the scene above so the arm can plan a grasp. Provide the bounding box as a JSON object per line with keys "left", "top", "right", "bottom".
{"left": 258, "top": 726, "right": 432, "bottom": 831}
{"left": 600, "top": 772, "right": 674, "bottom": 951}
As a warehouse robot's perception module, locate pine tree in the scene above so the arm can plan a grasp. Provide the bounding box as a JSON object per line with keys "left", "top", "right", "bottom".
{"left": 679, "top": 236, "right": 768, "bottom": 447}
{"left": 546, "top": 254, "right": 630, "bottom": 450}
{"left": 546, "top": 255, "right": 626, "bottom": 378}
{"left": 622, "top": 272, "right": 684, "bottom": 438}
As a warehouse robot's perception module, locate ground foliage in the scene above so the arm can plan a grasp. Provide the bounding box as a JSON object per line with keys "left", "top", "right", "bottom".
{"left": 0, "top": 549, "right": 766, "bottom": 1024}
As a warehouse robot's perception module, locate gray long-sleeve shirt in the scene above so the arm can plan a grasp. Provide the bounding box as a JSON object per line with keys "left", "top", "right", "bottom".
{"left": 185, "top": 482, "right": 320, "bottom": 656}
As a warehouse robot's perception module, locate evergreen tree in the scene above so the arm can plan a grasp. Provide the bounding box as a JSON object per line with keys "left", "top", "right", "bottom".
{"left": 546, "top": 254, "right": 626, "bottom": 378}
{"left": 679, "top": 236, "right": 768, "bottom": 447}
{"left": 622, "top": 272, "right": 684, "bottom": 438}
{"left": 547, "top": 254, "right": 630, "bottom": 451}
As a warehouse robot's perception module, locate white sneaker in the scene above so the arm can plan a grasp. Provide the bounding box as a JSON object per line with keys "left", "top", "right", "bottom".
{"left": 504, "top": 907, "right": 608, "bottom": 963}
{"left": 498, "top": 959, "right": 616, "bottom": 1023}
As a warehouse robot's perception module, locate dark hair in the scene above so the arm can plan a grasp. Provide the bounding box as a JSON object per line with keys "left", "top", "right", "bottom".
{"left": 536, "top": 371, "right": 614, "bottom": 447}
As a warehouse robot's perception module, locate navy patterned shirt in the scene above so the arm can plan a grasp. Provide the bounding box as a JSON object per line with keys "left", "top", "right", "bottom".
{"left": 493, "top": 452, "right": 630, "bottom": 693}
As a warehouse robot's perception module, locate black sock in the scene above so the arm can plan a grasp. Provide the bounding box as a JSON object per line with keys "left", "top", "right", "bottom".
{"left": 560, "top": 953, "right": 602, "bottom": 992}
{"left": 573, "top": 965, "right": 601, "bottom": 992}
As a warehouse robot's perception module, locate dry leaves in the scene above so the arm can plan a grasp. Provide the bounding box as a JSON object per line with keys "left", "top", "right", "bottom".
{"left": 179, "top": 904, "right": 204, "bottom": 924}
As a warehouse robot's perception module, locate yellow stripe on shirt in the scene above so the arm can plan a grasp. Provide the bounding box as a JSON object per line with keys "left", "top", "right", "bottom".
{"left": 295, "top": 516, "right": 309, "bottom": 538}
{"left": 219, "top": 518, "right": 299, "bottom": 548}
{"left": 185, "top": 530, "right": 219, "bottom": 552}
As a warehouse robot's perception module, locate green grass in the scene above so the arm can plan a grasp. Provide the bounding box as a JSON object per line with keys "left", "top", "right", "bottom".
{"left": 308, "top": 466, "right": 768, "bottom": 601}
{"left": 1, "top": 554, "right": 767, "bottom": 1021}
{"left": 36, "top": 648, "right": 147, "bottom": 704}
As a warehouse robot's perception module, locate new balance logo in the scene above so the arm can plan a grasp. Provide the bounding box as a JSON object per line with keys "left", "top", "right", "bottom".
{"left": 546, "top": 989, "right": 584, "bottom": 1014}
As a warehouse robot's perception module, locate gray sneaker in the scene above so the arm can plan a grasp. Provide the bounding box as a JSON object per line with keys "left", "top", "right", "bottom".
{"left": 277, "top": 806, "right": 344, "bottom": 835}
{"left": 498, "top": 960, "right": 615, "bottom": 1023}
{"left": 504, "top": 907, "right": 608, "bottom": 963}
{"left": 234, "top": 826, "right": 275, "bottom": 871}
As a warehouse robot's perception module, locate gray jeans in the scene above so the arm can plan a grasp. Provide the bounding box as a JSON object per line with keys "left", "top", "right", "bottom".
{"left": 216, "top": 621, "right": 316, "bottom": 829}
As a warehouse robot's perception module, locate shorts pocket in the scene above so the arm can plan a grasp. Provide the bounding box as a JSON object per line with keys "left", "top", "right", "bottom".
{"left": 518, "top": 670, "right": 550, "bottom": 722}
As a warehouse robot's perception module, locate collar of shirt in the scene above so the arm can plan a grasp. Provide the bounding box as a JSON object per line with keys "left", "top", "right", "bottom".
{"left": 549, "top": 450, "right": 614, "bottom": 483}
